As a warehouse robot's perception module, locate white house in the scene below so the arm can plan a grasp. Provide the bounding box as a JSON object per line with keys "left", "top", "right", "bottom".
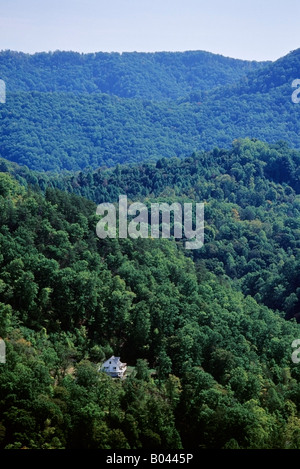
{"left": 100, "top": 355, "right": 127, "bottom": 378}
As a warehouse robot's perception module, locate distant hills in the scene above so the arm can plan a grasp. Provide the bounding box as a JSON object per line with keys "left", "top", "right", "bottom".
{"left": 2, "top": 48, "right": 300, "bottom": 449}
{"left": 0, "top": 49, "right": 265, "bottom": 99}
{"left": 0, "top": 48, "right": 299, "bottom": 171}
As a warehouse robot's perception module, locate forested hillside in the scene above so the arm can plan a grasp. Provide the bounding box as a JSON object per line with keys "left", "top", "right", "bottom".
{"left": 1, "top": 139, "right": 300, "bottom": 448}
{"left": 7, "top": 137, "right": 300, "bottom": 322}
{"left": 0, "top": 50, "right": 265, "bottom": 99}
{"left": 1, "top": 45, "right": 300, "bottom": 450}
{"left": 0, "top": 49, "right": 299, "bottom": 171}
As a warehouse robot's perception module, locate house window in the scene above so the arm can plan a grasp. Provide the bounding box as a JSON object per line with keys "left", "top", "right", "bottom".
{"left": 113, "top": 367, "right": 116, "bottom": 370}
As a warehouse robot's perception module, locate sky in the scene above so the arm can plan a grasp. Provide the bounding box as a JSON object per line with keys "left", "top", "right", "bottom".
{"left": 0, "top": 0, "right": 299, "bottom": 61}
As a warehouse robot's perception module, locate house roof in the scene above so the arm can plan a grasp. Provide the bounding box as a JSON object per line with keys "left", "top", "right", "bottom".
{"left": 103, "top": 355, "right": 126, "bottom": 366}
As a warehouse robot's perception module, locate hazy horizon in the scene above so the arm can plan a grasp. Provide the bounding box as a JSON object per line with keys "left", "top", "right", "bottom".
{"left": 1, "top": 0, "right": 299, "bottom": 62}
{"left": 0, "top": 47, "right": 295, "bottom": 63}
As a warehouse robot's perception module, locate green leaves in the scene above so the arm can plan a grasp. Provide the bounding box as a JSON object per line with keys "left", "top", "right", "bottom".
{"left": 1, "top": 143, "right": 300, "bottom": 448}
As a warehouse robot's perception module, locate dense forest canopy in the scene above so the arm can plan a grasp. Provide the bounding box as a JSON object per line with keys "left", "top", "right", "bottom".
{"left": 5, "top": 137, "right": 300, "bottom": 322}
{"left": 0, "top": 49, "right": 299, "bottom": 171}
{"left": 1, "top": 139, "right": 300, "bottom": 448}
{"left": 1, "top": 47, "right": 300, "bottom": 450}
{"left": 0, "top": 49, "right": 265, "bottom": 99}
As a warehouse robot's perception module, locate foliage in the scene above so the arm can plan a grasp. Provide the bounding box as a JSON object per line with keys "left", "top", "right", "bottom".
{"left": 0, "top": 155, "right": 300, "bottom": 448}
{"left": 0, "top": 49, "right": 264, "bottom": 99}
{"left": 1, "top": 47, "right": 300, "bottom": 449}
{"left": 0, "top": 50, "right": 299, "bottom": 170}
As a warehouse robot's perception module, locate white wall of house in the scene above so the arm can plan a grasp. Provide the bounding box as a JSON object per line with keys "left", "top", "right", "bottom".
{"left": 101, "top": 355, "right": 127, "bottom": 378}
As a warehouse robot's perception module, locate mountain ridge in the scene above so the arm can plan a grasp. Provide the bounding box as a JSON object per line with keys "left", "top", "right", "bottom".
{"left": 0, "top": 49, "right": 267, "bottom": 100}
{"left": 0, "top": 48, "right": 299, "bottom": 171}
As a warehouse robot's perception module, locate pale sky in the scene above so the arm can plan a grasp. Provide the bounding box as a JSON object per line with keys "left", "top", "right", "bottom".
{"left": 0, "top": 0, "right": 299, "bottom": 61}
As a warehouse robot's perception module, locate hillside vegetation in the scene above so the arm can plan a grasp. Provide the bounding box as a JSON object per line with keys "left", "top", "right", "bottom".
{"left": 1, "top": 139, "right": 300, "bottom": 448}
{"left": 1, "top": 46, "right": 300, "bottom": 450}
{"left": 0, "top": 50, "right": 265, "bottom": 98}
{"left": 0, "top": 49, "right": 299, "bottom": 171}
